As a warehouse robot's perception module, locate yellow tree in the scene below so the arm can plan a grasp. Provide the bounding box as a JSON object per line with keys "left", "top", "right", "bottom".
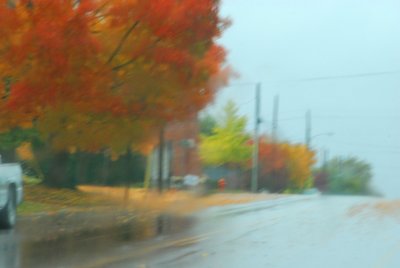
{"left": 280, "top": 143, "right": 316, "bottom": 190}
{"left": 200, "top": 101, "right": 251, "bottom": 168}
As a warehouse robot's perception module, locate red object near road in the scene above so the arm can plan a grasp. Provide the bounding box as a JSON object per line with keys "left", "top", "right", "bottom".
{"left": 218, "top": 178, "right": 226, "bottom": 192}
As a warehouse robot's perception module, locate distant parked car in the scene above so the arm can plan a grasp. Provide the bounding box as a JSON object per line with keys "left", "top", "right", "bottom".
{"left": 0, "top": 163, "right": 23, "bottom": 229}
{"left": 303, "top": 188, "right": 321, "bottom": 196}
{"left": 183, "top": 174, "right": 200, "bottom": 188}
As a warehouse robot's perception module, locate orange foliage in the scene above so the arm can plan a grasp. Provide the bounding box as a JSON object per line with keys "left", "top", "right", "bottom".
{"left": 16, "top": 142, "right": 34, "bottom": 161}
{"left": 255, "top": 136, "right": 316, "bottom": 191}
{"left": 0, "top": 0, "right": 230, "bottom": 154}
{"left": 280, "top": 143, "right": 316, "bottom": 189}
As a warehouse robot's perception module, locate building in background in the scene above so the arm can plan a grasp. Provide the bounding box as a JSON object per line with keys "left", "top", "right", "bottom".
{"left": 151, "top": 116, "right": 202, "bottom": 188}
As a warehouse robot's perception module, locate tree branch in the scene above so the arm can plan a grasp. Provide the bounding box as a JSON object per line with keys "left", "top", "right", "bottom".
{"left": 106, "top": 21, "right": 140, "bottom": 65}
{"left": 111, "top": 37, "right": 161, "bottom": 71}
{"left": 112, "top": 59, "right": 135, "bottom": 71}
{"left": 93, "top": 1, "right": 111, "bottom": 16}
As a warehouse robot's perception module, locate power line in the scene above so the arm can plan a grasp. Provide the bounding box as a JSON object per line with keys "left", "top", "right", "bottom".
{"left": 331, "top": 141, "right": 400, "bottom": 151}
{"left": 315, "top": 143, "right": 400, "bottom": 154}
{"left": 286, "top": 70, "right": 400, "bottom": 82}
{"left": 274, "top": 114, "right": 400, "bottom": 124}
{"left": 334, "top": 140, "right": 400, "bottom": 148}
{"left": 313, "top": 115, "right": 400, "bottom": 119}
{"left": 351, "top": 151, "right": 400, "bottom": 155}
{"left": 224, "top": 70, "right": 400, "bottom": 89}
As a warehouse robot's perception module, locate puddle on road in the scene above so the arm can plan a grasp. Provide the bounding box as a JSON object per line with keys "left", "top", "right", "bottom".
{"left": 0, "top": 214, "right": 194, "bottom": 268}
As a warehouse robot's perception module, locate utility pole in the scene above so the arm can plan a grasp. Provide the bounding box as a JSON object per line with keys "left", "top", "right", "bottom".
{"left": 322, "top": 149, "right": 329, "bottom": 168}
{"left": 272, "top": 95, "right": 279, "bottom": 142}
{"left": 305, "top": 109, "right": 312, "bottom": 149}
{"left": 157, "top": 126, "right": 165, "bottom": 193}
{"left": 251, "top": 83, "right": 261, "bottom": 193}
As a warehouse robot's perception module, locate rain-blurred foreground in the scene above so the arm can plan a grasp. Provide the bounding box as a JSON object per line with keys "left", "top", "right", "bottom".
{"left": 0, "top": 188, "right": 282, "bottom": 268}
{"left": 125, "top": 196, "right": 400, "bottom": 268}
{"left": 2, "top": 195, "right": 400, "bottom": 268}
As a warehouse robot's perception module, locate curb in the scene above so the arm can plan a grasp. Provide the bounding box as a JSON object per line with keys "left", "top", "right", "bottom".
{"left": 203, "top": 194, "right": 318, "bottom": 217}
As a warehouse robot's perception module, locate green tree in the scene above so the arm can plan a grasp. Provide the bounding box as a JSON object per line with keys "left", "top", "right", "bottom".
{"left": 325, "top": 156, "right": 373, "bottom": 195}
{"left": 199, "top": 100, "right": 251, "bottom": 167}
{"left": 0, "top": 127, "right": 39, "bottom": 162}
{"left": 199, "top": 113, "right": 217, "bottom": 136}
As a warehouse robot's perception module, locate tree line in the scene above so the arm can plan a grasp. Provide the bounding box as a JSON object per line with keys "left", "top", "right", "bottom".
{"left": 199, "top": 100, "right": 376, "bottom": 195}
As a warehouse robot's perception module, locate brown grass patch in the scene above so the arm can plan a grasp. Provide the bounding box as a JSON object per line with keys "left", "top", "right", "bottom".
{"left": 19, "top": 183, "right": 283, "bottom": 216}
{"left": 347, "top": 200, "right": 400, "bottom": 219}
{"left": 78, "top": 185, "right": 282, "bottom": 215}
{"left": 372, "top": 200, "right": 400, "bottom": 217}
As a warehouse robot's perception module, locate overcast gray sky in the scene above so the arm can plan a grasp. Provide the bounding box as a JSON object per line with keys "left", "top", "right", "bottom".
{"left": 208, "top": 0, "right": 400, "bottom": 198}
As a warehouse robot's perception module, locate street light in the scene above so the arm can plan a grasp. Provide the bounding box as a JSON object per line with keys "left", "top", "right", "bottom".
{"left": 307, "top": 132, "right": 334, "bottom": 149}
{"left": 311, "top": 132, "right": 334, "bottom": 140}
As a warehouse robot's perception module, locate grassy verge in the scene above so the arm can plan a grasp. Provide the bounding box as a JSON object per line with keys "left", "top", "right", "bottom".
{"left": 79, "top": 185, "right": 283, "bottom": 215}
{"left": 18, "top": 177, "right": 283, "bottom": 216}
{"left": 18, "top": 177, "right": 120, "bottom": 215}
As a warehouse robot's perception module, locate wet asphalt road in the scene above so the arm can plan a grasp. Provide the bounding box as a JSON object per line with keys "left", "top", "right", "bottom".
{"left": 1, "top": 195, "right": 400, "bottom": 268}
{"left": 114, "top": 196, "right": 400, "bottom": 268}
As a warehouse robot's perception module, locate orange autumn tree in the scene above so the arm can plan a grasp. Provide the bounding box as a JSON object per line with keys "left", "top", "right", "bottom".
{"left": 255, "top": 137, "right": 316, "bottom": 192}
{"left": 256, "top": 137, "right": 288, "bottom": 192}
{"left": 0, "top": 0, "right": 230, "bottom": 187}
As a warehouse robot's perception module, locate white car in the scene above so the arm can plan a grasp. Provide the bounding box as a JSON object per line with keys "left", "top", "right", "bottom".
{"left": 0, "top": 163, "right": 23, "bottom": 229}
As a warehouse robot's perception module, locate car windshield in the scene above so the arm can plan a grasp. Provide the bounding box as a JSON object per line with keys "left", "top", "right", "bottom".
{"left": 1, "top": 1, "right": 399, "bottom": 268}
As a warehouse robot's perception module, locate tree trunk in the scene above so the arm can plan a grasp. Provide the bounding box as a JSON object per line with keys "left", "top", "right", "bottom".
{"left": 101, "top": 152, "right": 110, "bottom": 185}
{"left": 30, "top": 139, "right": 76, "bottom": 189}
{"left": 158, "top": 126, "right": 165, "bottom": 193}
{"left": 44, "top": 151, "right": 76, "bottom": 189}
